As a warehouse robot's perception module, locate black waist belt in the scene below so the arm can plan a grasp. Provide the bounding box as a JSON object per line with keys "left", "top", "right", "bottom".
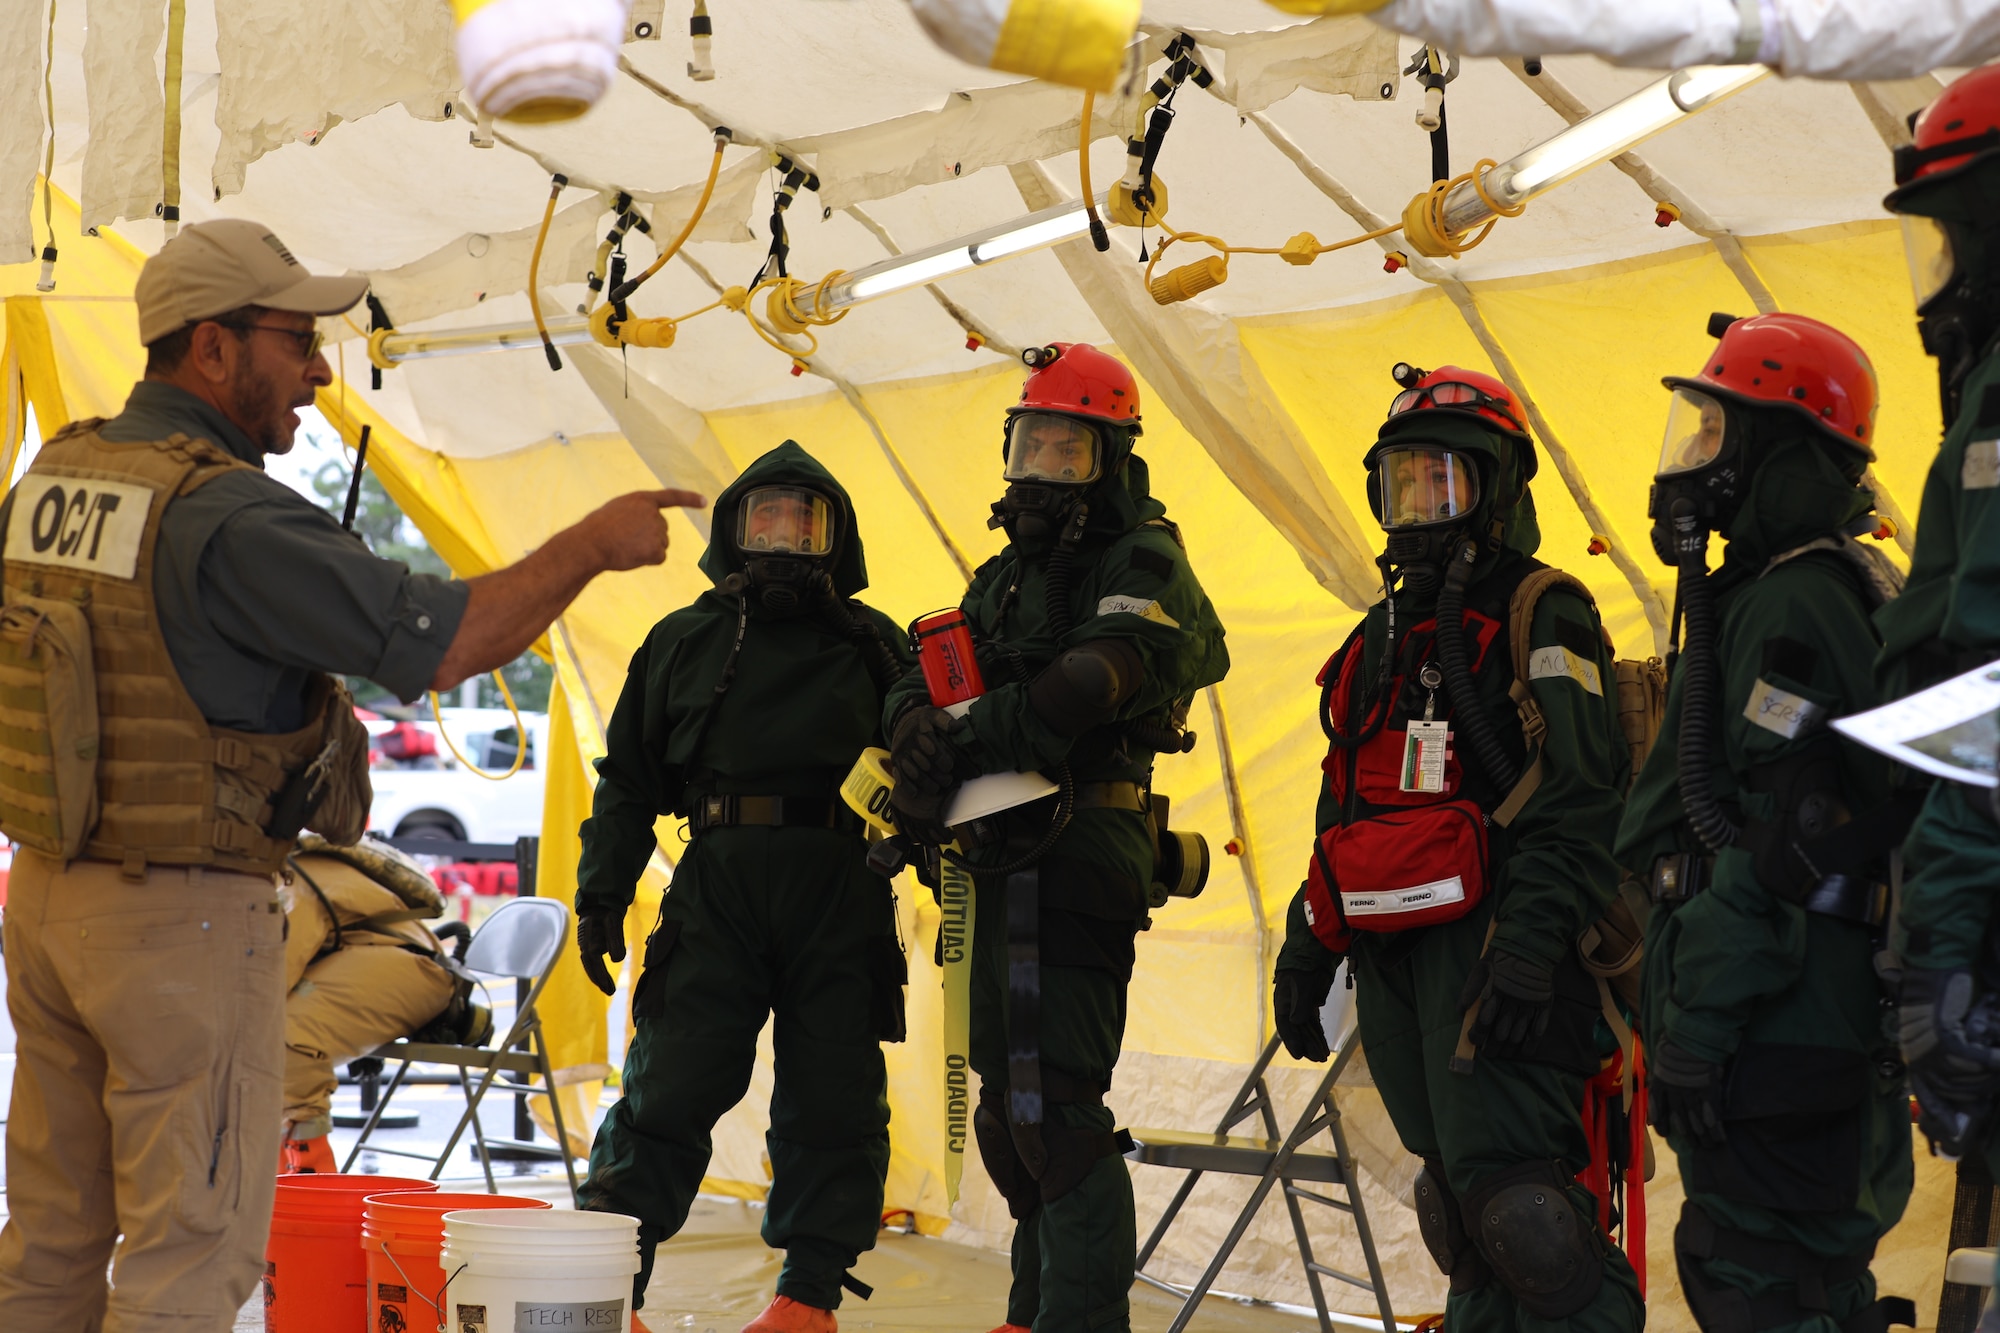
{"left": 1650, "top": 854, "right": 1889, "bottom": 927}
{"left": 688, "top": 794, "right": 860, "bottom": 835}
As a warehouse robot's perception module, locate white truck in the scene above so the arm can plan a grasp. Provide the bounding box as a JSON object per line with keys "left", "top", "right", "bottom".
{"left": 363, "top": 708, "right": 549, "bottom": 846}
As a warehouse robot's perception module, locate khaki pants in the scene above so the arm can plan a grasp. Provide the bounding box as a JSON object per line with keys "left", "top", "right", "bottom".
{"left": 0, "top": 849, "right": 285, "bottom": 1332}
{"left": 281, "top": 887, "right": 453, "bottom": 1132}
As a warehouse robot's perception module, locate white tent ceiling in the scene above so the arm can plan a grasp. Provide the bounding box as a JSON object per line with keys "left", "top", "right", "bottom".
{"left": 2, "top": 2, "right": 1935, "bottom": 438}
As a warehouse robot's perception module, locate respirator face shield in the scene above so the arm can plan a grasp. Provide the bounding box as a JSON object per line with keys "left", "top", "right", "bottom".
{"left": 1902, "top": 215, "right": 1959, "bottom": 309}
{"left": 1649, "top": 387, "right": 1748, "bottom": 565}
{"left": 1003, "top": 413, "right": 1103, "bottom": 484}
{"left": 737, "top": 486, "right": 834, "bottom": 557}
{"left": 1376, "top": 446, "right": 1481, "bottom": 531}
{"left": 735, "top": 485, "right": 836, "bottom": 616}
{"left": 1656, "top": 388, "right": 1734, "bottom": 478}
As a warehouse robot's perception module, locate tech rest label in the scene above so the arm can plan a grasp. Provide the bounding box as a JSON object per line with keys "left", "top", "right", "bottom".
{"left": 455, "top": 1301, "right": 627, "bottom": 1331}
{"left": 2, "top": 475, "right": 152, "bottom": 579}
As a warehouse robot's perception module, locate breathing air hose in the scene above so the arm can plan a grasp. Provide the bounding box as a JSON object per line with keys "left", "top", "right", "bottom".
{"left": 1324, "top": 558, "right": 1401, "bottom": 749}
{"left": 810, "top": 572, "right": 905, "bottom": 696}
{"left": 1670, "top": 503, "right": 1740, "bottom": 851}
{"left": 1436, "top": 538, "right": 1520, "bottom": 791}
{"left": 1041, "top": 502, "right": 1092, "bottom": 641}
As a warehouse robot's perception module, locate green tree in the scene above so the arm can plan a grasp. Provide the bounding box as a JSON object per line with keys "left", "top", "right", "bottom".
{"left": 310, "top": 458, "right": 553, "bottom": 712}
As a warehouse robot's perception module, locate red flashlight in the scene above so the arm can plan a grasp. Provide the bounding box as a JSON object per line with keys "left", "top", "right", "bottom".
{"left": 913, "top": 609, "right": 985, "bottom": 707}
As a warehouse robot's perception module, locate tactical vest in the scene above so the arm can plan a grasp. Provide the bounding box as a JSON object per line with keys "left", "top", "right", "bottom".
{"left": 0, "top": 420, "right": 352, "bottom": 877}
{"left": 1302, "top": 560, "right": 1542, "bottom": 950}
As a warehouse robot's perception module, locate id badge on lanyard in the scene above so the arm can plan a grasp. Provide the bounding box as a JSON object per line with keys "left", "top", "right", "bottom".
{"left": 1401, "top": 662, "right": 1449, "bottom": 794}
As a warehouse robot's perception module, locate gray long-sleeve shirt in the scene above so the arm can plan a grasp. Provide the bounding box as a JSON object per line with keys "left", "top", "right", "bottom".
{"left": 0, "top": 381, "right": 469, "bottom": 732}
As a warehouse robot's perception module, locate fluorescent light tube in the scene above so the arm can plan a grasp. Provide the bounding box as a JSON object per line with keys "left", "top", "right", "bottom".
{"left": 1436, "top": 65, "right": 1768, "bottom": 238}
{"left": 372, "top": 193, "right": 1111, "bottom": 364}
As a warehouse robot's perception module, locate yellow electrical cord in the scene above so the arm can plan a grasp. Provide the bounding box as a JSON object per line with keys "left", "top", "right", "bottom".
{"left": 1140, "top": 156, "right": 1521, "bottom": 299}
{"left": 1080, "top": 91, "right": 1108, "bottom": 248}
{"left": 611, "top": 138, "right": 728, "bottom": 306}
{"left": 426, "top": 670, "right": 529, "bottom": 782}
{"left": 528, "top": 173, "right": 565, "bottom": 370}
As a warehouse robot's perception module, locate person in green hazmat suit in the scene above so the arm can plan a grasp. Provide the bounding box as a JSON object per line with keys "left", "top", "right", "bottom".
{"left": 573, "top": 441, "right": 912, "bottom": 1333}
{"left": 1272, "top": 366, "right": 1643, "bottom": 1333}
{"left": 881, "top": 342, "right": 1227, "bottom": 1333}
{"left": 1872, "top": 66, "right": 2000, "bottom": 1183}
{"left": 1613, "top": 313, "right": 1915, "bottom": 1333}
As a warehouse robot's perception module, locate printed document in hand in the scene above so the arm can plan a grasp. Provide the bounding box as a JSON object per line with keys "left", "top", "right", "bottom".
{"left": 1833, "top": 659, "right": 2000, "bottom": 788}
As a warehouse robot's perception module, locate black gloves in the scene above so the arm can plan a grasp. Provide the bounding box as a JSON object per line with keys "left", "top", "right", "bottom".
{"left": 1458, "top": 948, "right": 1555, "bottom": 1049}
{"left": 576, "top": 906, "right": 627, "bottom": 997}
{"left": 889, "top": 705, "right": 973, "bottom": 845}
{"left": 1901, "top": 968, "right": 2000, "bottom": 1154}
{"left": 1274, "top": 968, "right": 1335, "bottom": 1062}
{"left": 1648, "top": 1038, "right": 1728, "bottom": 1147}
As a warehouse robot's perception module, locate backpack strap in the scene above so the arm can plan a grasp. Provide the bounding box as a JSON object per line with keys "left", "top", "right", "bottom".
{"left": 1491, "top": 568, "right": 1603, "bottom": 828}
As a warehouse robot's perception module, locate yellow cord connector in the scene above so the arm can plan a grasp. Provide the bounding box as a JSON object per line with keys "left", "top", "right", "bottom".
{"left": 1399, "top": 159, "right": 1524, "bottom": 259}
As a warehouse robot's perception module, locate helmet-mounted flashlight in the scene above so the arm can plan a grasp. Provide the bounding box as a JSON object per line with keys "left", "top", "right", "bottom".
{"left": 1022, "top": 345, "right": 1062, "bottom": 369}
{"left": 1390, "top": 361, "right": 1428, "bottom": 389}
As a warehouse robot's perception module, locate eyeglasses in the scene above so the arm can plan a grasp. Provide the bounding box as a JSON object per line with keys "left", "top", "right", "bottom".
{"left": 220, "top": 321, "right": 325, "bottom": 361}
{"left": 1388, "top": 380, "right": 1524, "bottom": 434}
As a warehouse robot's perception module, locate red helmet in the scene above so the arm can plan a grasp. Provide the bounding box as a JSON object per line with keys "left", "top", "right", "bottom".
{"left": 1010, "top": 342, "right": 1142, "bottom": 430}
{"left": 1888, "top": 64, "right": 2000, "bottom": 211}
{"left": 1385, "top": 365, "right": 1529, "bottom": 439}
{"left": 1664, "top": 313, "right": 1877, "bottom": 455}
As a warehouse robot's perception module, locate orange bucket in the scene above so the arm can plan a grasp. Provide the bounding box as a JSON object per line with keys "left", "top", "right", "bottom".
{"left": 362, "top": 1191, "right": 551, "bottom": 1332}
{"left": 264, "top": 1174, "right": 437, "bottom": 1332}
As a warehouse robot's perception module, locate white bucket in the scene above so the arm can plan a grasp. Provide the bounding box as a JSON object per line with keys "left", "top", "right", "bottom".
{"left": 440, "top": 1209, "right": 640, "bottom": 1332}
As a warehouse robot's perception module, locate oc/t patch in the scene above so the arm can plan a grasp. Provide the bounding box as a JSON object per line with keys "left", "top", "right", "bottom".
{"left": 3, "top": 475, "right": 152, "bottom": 579}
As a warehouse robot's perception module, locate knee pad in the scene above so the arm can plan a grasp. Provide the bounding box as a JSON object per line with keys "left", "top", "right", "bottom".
{"left": 1033, "top": 1112, "right": 1130, "bottom": 1206}
{"left": 974, "top": 1085, "right": 1039, "bottom": 1220}
{"left": 1462, "top": 1160, "right": 1604, "bottom": 1320}
{"left": 1412, "top": 1158, "right": 1490, "bottom": 1295}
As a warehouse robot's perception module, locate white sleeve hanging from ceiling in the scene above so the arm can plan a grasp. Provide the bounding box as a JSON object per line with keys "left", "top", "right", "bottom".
{"left": 1366, "top": 0, "right": 2000, "bottom": 80}
{"left": 211, "top": 0, "right": 458, "bottom": 201}
{"left": 79, "top": 0, "right": 166, "bottom": 235}
{"left": 0, "top": 0, "right": 46, "bottom": 260}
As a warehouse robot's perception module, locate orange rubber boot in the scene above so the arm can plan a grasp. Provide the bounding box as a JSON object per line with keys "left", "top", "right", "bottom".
{"left": 279, "top": 1134, "right": 337, "bottom": 1174}
{"left": 741, "top": 1295, "right": 838, "bottom": 1333}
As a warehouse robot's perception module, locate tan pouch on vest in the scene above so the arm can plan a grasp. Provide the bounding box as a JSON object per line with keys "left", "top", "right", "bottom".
{"left": 0, "top": 597, "right": 101, "bottom": 859}
{"left": 303, "top": 679, "right": 372, "bottom": 846}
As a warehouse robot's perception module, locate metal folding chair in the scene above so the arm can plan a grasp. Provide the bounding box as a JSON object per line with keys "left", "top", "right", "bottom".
{"left": 340, "top": 896, "right": 581, "bottom": 1202}
{"left": 1127, "top": 1032, "right": 1397, "bottom": 1333}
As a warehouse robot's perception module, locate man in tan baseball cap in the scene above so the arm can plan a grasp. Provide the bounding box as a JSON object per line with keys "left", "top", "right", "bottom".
{"left": 0, "top": 218, "right": 704, "bottom": 1330}
{"left": 135, "top": 217, "right": 370, "bottom": 346}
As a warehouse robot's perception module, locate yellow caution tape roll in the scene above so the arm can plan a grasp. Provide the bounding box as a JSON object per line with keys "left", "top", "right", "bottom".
{"left": 840, "top": 747, "right": 899, "bottom": 836}
{"left": 990, "top": 0, "right": 1141, "bottom": 94}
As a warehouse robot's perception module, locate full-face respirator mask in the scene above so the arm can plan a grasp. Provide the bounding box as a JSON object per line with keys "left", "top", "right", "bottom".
{"left": 990, "top": 410, "right": 1109, "bottom": 546}
{"left": 735, "top": 485, "right": 837, "bottom": 615}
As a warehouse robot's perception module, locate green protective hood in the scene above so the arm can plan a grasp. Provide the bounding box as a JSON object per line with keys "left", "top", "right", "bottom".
{"left": 697, "top": 440, "right": 869, "bottom": 596}
{"left": 1368, "top": 413, "right": 1541, "bottom": 560}
{"left": 1717, "top": 430, "right": 1875, "bottom": 579}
